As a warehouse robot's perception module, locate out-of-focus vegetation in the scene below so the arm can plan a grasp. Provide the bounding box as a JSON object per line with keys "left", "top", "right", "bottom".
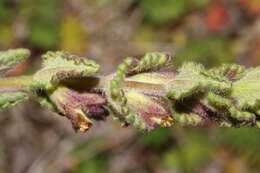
{"left": 1, "top": 0, "right": 260, "bottom": 173}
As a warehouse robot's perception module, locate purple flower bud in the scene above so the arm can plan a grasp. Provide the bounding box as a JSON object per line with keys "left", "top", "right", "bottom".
{"left": 49, "top": 86, "right": 107, "bottom": 132}
{"left": 125, "top": 91, "right": 174, "bottom": 131}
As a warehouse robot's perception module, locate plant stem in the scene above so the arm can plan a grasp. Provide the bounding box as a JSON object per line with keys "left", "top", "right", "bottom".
{"left": 0, "top": 76, "right": 34, "bottom": 92}
{"left": 63, "top": 75, "right": 166, "bottom": 96}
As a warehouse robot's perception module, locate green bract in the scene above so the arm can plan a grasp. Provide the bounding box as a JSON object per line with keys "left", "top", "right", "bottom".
{"left": 231, "top": 67, "right": 260, "bottom": 109}
{"left": 106, "top": 52, "right": 174, "bottom": 131}
{"left": 33, "top": 51, "right": 100, "bottom": 90}
{"left": 165, "top": 62, "right": 232, "bottom": 100}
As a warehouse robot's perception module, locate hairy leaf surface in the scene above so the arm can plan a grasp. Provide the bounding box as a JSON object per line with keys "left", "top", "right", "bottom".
{"left": 231, "top": 67, "right": 260, "bottom": 109}
{"left": 34, "top": 51, "right": 100, "bottom": 89}
{"left": 0, "top": 49, "right": 30, "bottom": 76}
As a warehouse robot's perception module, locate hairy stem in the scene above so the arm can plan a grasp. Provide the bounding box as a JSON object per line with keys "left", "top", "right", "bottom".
{"left": 0, "top": 74, "right": 166, "bottom": 100}
{"left": 0, "top": 76, "right": 34, "bottom": 92}
{"left": 63, "top": 75, "right": 166, "bottom": 96}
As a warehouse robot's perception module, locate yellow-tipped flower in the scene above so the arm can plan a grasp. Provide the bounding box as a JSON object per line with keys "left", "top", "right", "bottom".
{"left": 124, "top": 91, "right": 174, "bottom": 132}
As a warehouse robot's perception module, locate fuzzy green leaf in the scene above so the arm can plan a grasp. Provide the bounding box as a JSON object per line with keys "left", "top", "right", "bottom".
{"left": 0, "top": 92, "right": 28, "bottom": 109}
{"left": 231, "top": 67, "right": 260, "bottom": 109}
{"left": 165, "top": 62, "right": 231, "bottom": 99}
{"left": 208, "top": 64, "right": 245, "bottom": 81}
{"left": 33, "top": 51, "right": 100, "bottom": 90}
{"left": 0, "top": 49, "right": 30, "bottom": 76}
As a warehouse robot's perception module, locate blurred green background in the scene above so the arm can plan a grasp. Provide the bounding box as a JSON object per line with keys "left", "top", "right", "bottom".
{"left": 1, "top": 0, "right": 260, "bottom": 172}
